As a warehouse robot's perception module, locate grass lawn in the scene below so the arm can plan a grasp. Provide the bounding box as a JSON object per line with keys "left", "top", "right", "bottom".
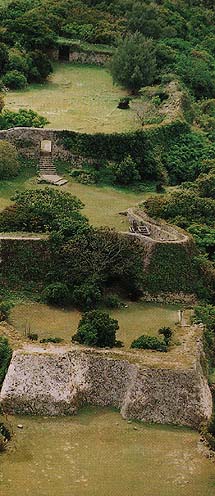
{"left": 10, "top": 301, "right": 179, "bottom": 348}
{"left": 0, "top": 170, "right": 151, "bottom": 229}
{"left": 5, "top": 63, "right": 141, "bottom": 133}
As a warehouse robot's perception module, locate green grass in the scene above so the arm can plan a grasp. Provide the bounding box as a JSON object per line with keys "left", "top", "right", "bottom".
{"left": 9, "top": 301, "right": 179, "bottom": 348}
{"left": 5, "top": 64, "right": 141, "bottom": 133}
{"left": 0, "top": 170, "right": 151, "bottom": 230}
{"left": 0, "top": 167, "right": 37, "bottom": 211}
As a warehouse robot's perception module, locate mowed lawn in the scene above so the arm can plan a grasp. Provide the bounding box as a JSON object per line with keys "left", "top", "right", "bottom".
{"left": 0, "top": 170, "right": 149, "bottom": 230}
{"left": 10, "top": 301, "right": 179, "bottom": 348}
{"left": 5, "top": 64, "right": 141, "bottom": 133}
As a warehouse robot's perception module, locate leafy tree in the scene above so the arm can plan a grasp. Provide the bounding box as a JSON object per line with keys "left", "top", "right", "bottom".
{"left": 187, "top": 224, "right": 215, "bottom": 260}
{"left": 0, "top": 188, "right": 87, "bottom": 233}
{"left": 112, "top": 155, "right": 141, "bottom": 185}
{"left": 144, "top": 190, "right": 215, "bottom": 226}
{"left": 72, "top": 310, "right": 119, "bottom": 347}
{"left": 0, "top": 108, "right": 48, "bottom": 129}
{"left": 72, "top": 281, "right": 102, "bottom": 310}
{"left": 2, "top": 70, "right": 27, "bottom": 89}
{"left": 27, "top": 50, "right": 53, "bottom": 83}
{"left": 42, "top": 283, "right": 71, "bottom": 306}
{"left": 111, "top": 32, "right": 157, "bottom": 92}
{"left": 196, "top": 172, "right": 215, "bottom": 198}
{"left": 7, "top": 47, "right": 28, "bottom": 74}
{"left": 56, "top": 227, "right": 144, "bottom": 294}
{"left": 0, "top": 140, "right": 19, "bottom": 179}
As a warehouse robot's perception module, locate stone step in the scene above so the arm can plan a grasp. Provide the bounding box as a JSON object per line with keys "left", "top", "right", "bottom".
{"left": 38, "top": 174, "right": 67, "bottom": 186}
{"left": 54, "top": 179, "right": 68, "bottom": 186}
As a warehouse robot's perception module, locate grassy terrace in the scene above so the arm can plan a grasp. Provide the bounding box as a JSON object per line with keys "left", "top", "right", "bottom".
{"left": 0, "top": 168, "right": 152, "bottom": 230}
{"left": 9, "top": 301, "right": 179, "bottom": 349}
{"left": 5, "top": 64, "right": 141, "bottom": 133}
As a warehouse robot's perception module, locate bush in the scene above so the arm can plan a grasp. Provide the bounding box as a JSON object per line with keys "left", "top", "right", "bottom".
{"left": 112, "top": 155, "right": 141, "bottom": 185}
{"left": 72, "top": 310, "right": 120, "bottom": 348}
{"left": 2, "top": 70, "right": 27, "bottom": 89}
{"left": 72, "top": 282, "right": 102, "bottom": 310}
{"left": 40, "top": 337, "right": 64, "bottom": 343}
{"left": 117, "top": 97, "right": 130, "bottom": 109}
{"left": 131, "top": 334, "right": 167, "bottom": 352}
{"left": 196, "top": 172, "right": 215, "bottom": 199}
{"left": 28, "top": 333, "right": 38, "bottom": 341}
{"left": 70, "top": 169, "right": 97, "bottom": 185}
{"left": 0, "top": 140, "right": 19, "bottom": 179}
{"left": 0, "top": 188, "right": 87, "bottom": 233}
{"left": 0, "top": 337, "right": 12, "bottom": 386}
{"left": 0, "top": 108, "right": 48, "bottom": 129}
{"left": 0, "top": 301, "right": 12, "bottom": 321}
{"left": 42, "top": 283, "right": 71, "bottom": 306}
{"left": 158, "top": 326, "right": 173, "bottom": 345}
{"left": 103, "top": 294, "right": 123, "bottom": 309}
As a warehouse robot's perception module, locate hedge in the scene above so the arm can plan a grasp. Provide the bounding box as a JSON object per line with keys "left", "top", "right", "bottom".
{"left": 59, "top": 121, "right": 190, "bottom": 176}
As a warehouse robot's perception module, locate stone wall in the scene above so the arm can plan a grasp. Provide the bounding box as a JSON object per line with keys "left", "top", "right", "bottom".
{"left": 0, "top": 327, "right": 212, "bottom": 428}
{"left": 0, "top": 127, "right": 72, "bottom": 161}
{"left": 69, "top": 50, "right": 111, "bottom": 66}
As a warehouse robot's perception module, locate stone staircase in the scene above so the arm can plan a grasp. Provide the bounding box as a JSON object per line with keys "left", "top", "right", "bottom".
{"left": 39, "top": 155, "right": 57, "bottom": 175}
{"left": 38, "top": 154, "right": 67, "bottom": 186}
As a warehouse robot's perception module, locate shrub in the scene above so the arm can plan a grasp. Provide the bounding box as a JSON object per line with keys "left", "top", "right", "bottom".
{"left": 0, "top": 337, "right": 12, "bottom": 386}
{"left": 103, "top": 294, "right": 123, "bottom": 309}
{"left": 42, "top": 283, "right": 71, "bottom": 306}
{"left": 131, "top": 334, "right": 167, "bottom": 352}
{"left": 40, "top": 337, "right": 64, "bottom": 343}
{"left": 72, "top": 282, "right": 102, "bottom": 310}
{"left": 0, "top": 108, "right": 48, "bottom": 129}
{"left": 0, "top": 188, "right": 87, "bottom": 233}
{"left": 112, "top": 155, "right": 141, "bottom": 185}
{"left": 0, "top": 301, "right": 12, "bottom": 321}
{"left": 2, "top": 70, "right": 27, "bottom": 89}
{"left": 117, "top": 97, "right": 130, "bottom": 109}
{"left": 72, "top": 310, "right": 120, "bottom": 348}
{"left": 28, "top": 333, "right": 38, "bottom": 341}
{"left": 196, "top": 172, "right": 215, "bottom": 199}
{"left": 158, "top": 326, "right": 173, "bottom": 345}
{"left": 0, "top": 140, "right": 19, "bottom": 179}
{"left": 70, "top": 169, "right": 97, "bottom": 185}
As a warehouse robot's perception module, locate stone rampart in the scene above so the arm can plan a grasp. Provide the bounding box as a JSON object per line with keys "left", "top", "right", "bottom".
{"left": 0, "top": 326, "right": 212, "bottom": 428}
{"left": 0, "top": 127, "right": 72, "bottom": 160}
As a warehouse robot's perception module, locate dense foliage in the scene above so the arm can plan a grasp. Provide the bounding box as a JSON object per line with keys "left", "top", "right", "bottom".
{"left": 0, "top": 140, "right": 19, "bottom": 179}
{"left": 72, "top": 310, "right": 120, "bottom": 348}
{"left": 0, "top": 336, "right": 12, "bottom": 386}
{"left": 0, "top": 188, "right": 145, "bottom": 303}
{"left": 0, "top": 188, "right": 87, "bottom": 233}
{"left": 131, "top": 334, "right": 167, "bottom": 352}
{"left": 111, "top": 32, "right": 157, "bottom": 92}
{"left": 0, "top": 108, "right": 48, "bottom": 129}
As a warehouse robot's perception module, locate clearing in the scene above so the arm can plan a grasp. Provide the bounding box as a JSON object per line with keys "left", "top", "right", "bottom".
{"left": 5, "top": 64, "right": 141, "bottom": 133}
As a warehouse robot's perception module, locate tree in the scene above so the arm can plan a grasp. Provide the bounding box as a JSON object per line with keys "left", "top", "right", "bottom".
{"left": 112, "top": 155, "right": 141, "bottom": 185}
{"left": 196, "top": 172, "right": 215, "bottom": 199}
{"left": 111, "top": 32, "right": 157, "bottom": 92}
{"left": 2, "top": 70, "right": 27, "bottom": 89}
{"left": 72, "top": 310, "right": 120, "bottom": 348}
{"left": 27, "top": 51, "right": 53, "bottom": 83}
{"left": 0, "top": 188, "right": 87, "bottom": 233}
{"left": 0, "top": 43, "right": 9, "bottom": 74}
{"left": 0, "top": 140, "right": 19, "bottom": 179}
